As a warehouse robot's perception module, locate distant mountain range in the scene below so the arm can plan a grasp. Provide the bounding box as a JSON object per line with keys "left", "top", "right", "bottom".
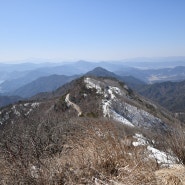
{"left": 19, "top": 67, "right": 145, "bottom": 98}
{"left": 0, "top": 61, "right": 124, "bottom": 93}
{"left": 0, "top": 67, "right": 145, "bottom": 99}
{"left": 1, "top": 60, "right": 185, "bottom": 113}
{"left": 1, "top": 59, "right": 185, "bottom": 93}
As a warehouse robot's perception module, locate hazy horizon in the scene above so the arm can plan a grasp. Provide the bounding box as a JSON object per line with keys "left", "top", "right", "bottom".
{"left": 0, "top": 56, "right": 185, "bottom": 64}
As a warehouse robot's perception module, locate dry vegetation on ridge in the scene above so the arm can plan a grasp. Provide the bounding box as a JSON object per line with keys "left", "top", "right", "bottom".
{"left": 0, "top": 112, "right": 159, "bottom": 185}
{"left": 1, "top": 76, "right": 185, "bottom": 184}
{"left": 1, "top": 111, "right": 185, "bottom": 184}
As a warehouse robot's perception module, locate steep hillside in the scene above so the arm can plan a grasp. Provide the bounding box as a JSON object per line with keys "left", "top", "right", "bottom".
{"left": 0, "top": 76, "right": 184, "bottom": 184}
{"left": 11, "top": 74, "right": 79, "bottom": 98}
{"left": 138, "top": 80, "right": 185, "bottom": 113}
{"left": 29, "top": 76, "right": 178, "bottom": 129}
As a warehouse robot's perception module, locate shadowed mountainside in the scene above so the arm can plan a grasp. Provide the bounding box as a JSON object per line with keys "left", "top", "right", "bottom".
{"left": 11, "top": 74, "right": 80, "bottom": 98}
{"left": 0, "top": 95, "right": 22, "bottom": 108}
{"left": 138, "top": 80, "right": 185, "bottom": 112}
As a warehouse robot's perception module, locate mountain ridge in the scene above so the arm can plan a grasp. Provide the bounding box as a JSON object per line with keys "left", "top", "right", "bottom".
{"left": 0, "top": 75, "right": 184, "bottom": 184}
{"left": 11, "top": 74, "right": 80, "bottom": 98}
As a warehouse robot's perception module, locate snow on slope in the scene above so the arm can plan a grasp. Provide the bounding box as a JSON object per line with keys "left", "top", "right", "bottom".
{"left": 0, "top": 102, "right": 40, "bottom": 125}
{"left": 84, "top": 77, "right": 164, "bottom": 128}
{"left": 84, "top": 78, "right": 103, "bottom": 94}
{"left": 85, "top": 77, "right": 134, "bottom": 127}
{"left": 133, "top": 133, "right": 177, "bottom": 165}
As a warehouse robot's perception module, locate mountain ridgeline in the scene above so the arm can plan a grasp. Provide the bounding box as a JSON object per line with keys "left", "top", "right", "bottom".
{"left": 11, "top": 74, "right": 80, "bottom": 98}
{"left": 0, "top": 67, "right": 145, "bottom": 107}
{"left": 86, "top": 67, "right": 146, "bottom": 89}
{"left": 0, "top": 75, "right": 184, "bottom": 184}
{"left": 0, "top": 61, "right": 185, "bottom": 113}
{"left": 1, "top": 75, "right": 180, "bottom": 129}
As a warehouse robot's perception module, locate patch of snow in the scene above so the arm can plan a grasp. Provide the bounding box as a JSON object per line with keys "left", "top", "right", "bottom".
{"left": 24, "top": 103, "right": 29, "bottom": 107}
{"left": 30, "top": 165, "right": 39, "bottom": 178}
{"left": 103, "top": 92, "right": 109, "bottom": 98}
{"left": 31, "top": 102, "right": 39, "bottom": 108}
{"left": 118, "top": 102, "right": 163, "bottom": 128}
{"left": 109, "top": 86, "right": 122, "bottom": 96}
{"left": 111, "top": 109, "right": 134, "bottom": 127}
{"left": 4, "top": 112, "right": 10, "bottom": 120}
{"left": 25, "top": 109, "right": 33, "bottom": 116}
{"left": 102, "top": 99, "right": 111, "bottom": 117}
{"left": 102, "top": 99, "right": 134, "bottom": 127}
{"left": 133, "top": 133, "right": 177, "bottom": 165}
{"left": 84, "top": 77, "right": 134, "bottom": 127}
{"left": 108, "top": 88, "right": 116, "bottom": 99}
{"left": 147, "top": 146, "right": 177, "bottom": 165}
{"left": 133, "top": 133, "right": 148, "bottom": 146}
{"left": 11, "top": 105, "right": 20, "bottom": 116}
{"left": 84, "top": 77, "right": 164, "bottom": 129}
{"left": 84, "top": 77, "right": 103, "bottom": 94}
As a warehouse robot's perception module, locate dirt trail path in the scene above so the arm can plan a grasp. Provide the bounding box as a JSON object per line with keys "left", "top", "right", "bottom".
{"left": 65, "top": 94, "right": 82, "bottom": 116}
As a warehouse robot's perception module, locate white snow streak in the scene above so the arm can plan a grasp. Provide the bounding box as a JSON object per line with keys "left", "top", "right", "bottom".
{"left": 133, "top": 133, "right": 177, "bottom": 165}
{"left": 84, "top": 78, "right": 102, "bottom": 94}
{"left": 84, "top": 77, "right": 134, "bottom": 127}
{"left": 111, "top": 110, "right": 134, "bottom": 127}
{"left": 84, "top": 77, "right": 164, "bottom": 128}
{"left": 102, "top": 99, "right": 111, "bottom": 117}
{"left": 11, "top": 105, "right": 20, "bottom": 116}
{"left": 133, "top": 133, "right": 148, "bottom": 146}
{"left": 31, "top": 103, "right": 40, "bottom": 108}
{"left": 147, "top": 146, "right": 176, "bottom": 164}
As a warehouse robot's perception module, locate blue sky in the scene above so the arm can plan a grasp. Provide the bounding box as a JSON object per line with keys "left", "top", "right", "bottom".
{"left": 0, "top": 0, "right": 185, "bottom": 62}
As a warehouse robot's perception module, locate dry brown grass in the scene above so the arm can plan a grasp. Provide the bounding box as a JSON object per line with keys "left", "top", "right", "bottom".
{"left": 155, "top": 164, "right": 185, "bottom": 185}
{"left": 0, "top": 117, "right": 160, "bottom": 185}
{"left": 165, "top": 127, "right": 185, "bottom": 165}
